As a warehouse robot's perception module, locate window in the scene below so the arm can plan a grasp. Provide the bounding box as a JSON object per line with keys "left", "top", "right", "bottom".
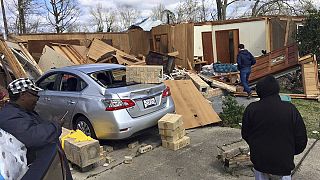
{"left": 59, "top": 74, "right": 87, "bottom": 92}
{"left": 89, "top": 68, "right": 130, "bottom": 88}
{"left": 37, "top": 73, "right": 59, "bottom": 91}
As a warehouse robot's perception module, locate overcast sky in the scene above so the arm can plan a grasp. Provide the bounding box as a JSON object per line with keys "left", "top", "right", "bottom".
{"left": 1, "top": 0, "right": 320, "bottom": 33}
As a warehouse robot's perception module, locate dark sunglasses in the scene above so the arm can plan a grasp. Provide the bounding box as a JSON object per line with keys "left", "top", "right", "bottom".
{"left": 26, "top": 91, "right": 40, "bottom": 98}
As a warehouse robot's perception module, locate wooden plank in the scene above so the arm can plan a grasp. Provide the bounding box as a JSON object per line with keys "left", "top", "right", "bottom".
{"left": 164, "top": 80, "right": 221, "bottom": 129}
{"left": 18, "top": 43, "right": 43, "bottom": 75}
{"left": 0, "top": 39, "right": 27, "bottom": 78}
{"left": 38, "top": 45, "right": 74, "bottom": 72}
{"left": 186, "top": 72, "right": 210, "bottom": 93}
{"left": 198, "top": 74, "right": 237, "bottom": 92}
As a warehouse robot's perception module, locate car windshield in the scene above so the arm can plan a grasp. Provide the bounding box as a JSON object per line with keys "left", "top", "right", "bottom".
{"left": 89, "top": 68, "right": 137, "bottom": 88}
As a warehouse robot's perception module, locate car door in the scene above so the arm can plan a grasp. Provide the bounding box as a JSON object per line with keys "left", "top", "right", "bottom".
{"left": 53, "top": 73, "right": 86, "bottom": 129}
{"left": 36, "top": 72, "right": 61, "bottom": 122}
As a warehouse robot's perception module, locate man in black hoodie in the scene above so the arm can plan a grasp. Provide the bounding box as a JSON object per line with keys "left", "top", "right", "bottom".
{"left": 237, "top": 44, "right": 256, "bottom": 99}
{"left": 241, "top": 75, "right": 307, "bottom": 180}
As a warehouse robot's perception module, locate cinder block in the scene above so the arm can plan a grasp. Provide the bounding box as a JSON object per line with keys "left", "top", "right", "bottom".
{"left": 60, "top": 128, "right": 100, "bottom": 168}
{"left": 162, "top": 136, "right": 190, "bottom": 151}
{"left": 138, "top": 145, "right": 153, "bottom": 154}
{"left": 161, "top": 129, "right": 186, "bottom": 142}
{"left": 124, "top": 156, "right": 133, "bottom": 164}
{"left": 158, "top": 113, "right": 184, "bottom": 130}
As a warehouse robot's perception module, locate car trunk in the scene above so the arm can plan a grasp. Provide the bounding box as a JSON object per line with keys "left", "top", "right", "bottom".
{"left": 106, "top": 83, "right": 168, "bottom": 118}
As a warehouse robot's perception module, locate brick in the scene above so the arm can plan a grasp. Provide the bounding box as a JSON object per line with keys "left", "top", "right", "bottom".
{"left": 158, "top": 113, "right": 184, "bottom": 130}
{"left": 106, "top": 156, "right": 115, "bottom": 164}
{"left": 128, "top": 141, "right": 139, "bottom": 149}
{"left": 138, "top": 145, "right": 153, "bottom": 154}
{"left": 162, "top": 136, "right": 190, "bottom": 151}
{"left": 124, "top": 156, "right": 133, "bottom": 164}
{"left": 103, "top": 145, "right": 114, "bottom": 153}
{"left": 161, "top": 129, "right": 186, "bottom": 142}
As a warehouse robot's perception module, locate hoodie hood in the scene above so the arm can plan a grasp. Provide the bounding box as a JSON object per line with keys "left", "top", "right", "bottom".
{"left": 256, "top": 75, "right": 280, "bottom": 98}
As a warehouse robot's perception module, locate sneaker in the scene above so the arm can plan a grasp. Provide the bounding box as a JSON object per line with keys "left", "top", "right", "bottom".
{"left": 247, "top": 92, "right": 252, "bottom": 99}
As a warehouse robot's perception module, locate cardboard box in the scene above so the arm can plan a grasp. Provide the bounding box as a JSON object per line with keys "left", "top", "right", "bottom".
{"left": 162, "top": 136, "right": 190, "bottom": 151}
{"left": 126, "top": 65, "right": 163, "bottom": 84}
{"left": 158, "top": 113, "right": 183, "bottom": 130}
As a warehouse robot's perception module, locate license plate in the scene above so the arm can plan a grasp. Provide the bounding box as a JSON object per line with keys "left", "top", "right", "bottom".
{"left": 143, "top": 97, "right": 157, "bottom": 108}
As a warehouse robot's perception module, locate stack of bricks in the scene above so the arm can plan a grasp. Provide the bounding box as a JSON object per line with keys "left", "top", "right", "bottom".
{"left": 126, "top": 65, "right": 163, "bottom": 84}
{"left": 217, "top": 139, "right": 252, "bottom": 169}
{"left": 158, "top": 113, "right": 190, "bottom": 151}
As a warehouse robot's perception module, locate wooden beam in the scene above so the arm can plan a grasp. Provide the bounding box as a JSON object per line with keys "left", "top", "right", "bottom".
{"left": 18, "top": 43, "right": 43, "bottom": 75}
{"left": 198, "top": 74, "right": 237, "bottom": 92}
{"left": 0, "top": 39, "right": 27, "bottom": 78}
{"left": 284, "top": 19, "right": 291, "bottom": 46}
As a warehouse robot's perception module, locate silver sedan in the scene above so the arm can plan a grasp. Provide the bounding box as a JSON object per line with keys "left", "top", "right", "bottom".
{"left": 35, "top": 63, "right": 175, "bottom": 139}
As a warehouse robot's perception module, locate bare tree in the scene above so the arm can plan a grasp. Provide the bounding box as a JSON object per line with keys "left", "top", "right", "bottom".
{"left": 176, "top": 0, "right": 201, "bottom": 23}
{"left": 250, "top": 0, "right": 316, "bottom": 17}
{"left": 104, "top": 9, "right": 117, "bottom": 32}
{"left": 215, "top": 0, "right": 239, "bottom": 20}
{"left": 151, "top": 3, "right": 166, "bottom": 20}
{"left": 90, "top": 3, "right": 104, "bottom": 32}
{"left": 0, "top": 0, "right": 9, "bottom": 37}
{"left": 45, "top": 0, "right": 80, "bottom": 33}
{"left": 90, "top": 4, "right": 118, "bottom": 32}
{"left": 117, "top": 4, "right": 140, "bottom": 30}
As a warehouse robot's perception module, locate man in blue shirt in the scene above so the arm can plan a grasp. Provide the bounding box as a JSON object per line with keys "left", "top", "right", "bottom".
{"left": 237, "top": 44, "right": 256, "bottom": 99}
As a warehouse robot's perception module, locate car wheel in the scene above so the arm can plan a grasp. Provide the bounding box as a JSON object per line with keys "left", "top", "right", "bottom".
{"left": 73, "top": 116, "right": 97, "bottom": 139}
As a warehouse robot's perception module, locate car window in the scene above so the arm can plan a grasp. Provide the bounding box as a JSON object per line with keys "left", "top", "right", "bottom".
{"left": 37, "top": 73, "right": 59, "bottom": 91}
{"left": 89, "top": 68, "right": 131, "bottom": 88}
{"left": 58, "top": 74, "right": 87, "bottom": 92}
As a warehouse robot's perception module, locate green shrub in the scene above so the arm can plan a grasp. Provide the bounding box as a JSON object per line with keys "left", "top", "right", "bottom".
{"left": 219, "top": 95, "right": 245, "bottom": 128}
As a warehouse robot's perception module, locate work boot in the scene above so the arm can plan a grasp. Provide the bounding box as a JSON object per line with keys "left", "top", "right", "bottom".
{"left": 247, "top": 92, "right": 252, "bottom": 99}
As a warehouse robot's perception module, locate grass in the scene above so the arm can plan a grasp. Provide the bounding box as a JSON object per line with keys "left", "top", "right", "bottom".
{"left": 291, "top": 99, "right": 320, "bottom": 139}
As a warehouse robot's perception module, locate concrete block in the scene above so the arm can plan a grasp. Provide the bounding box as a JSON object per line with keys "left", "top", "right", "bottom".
{"left": 162, "top": 136, "right": 190, "bottom": 151}
{"left": 158, "top": 113, "right": 184, "bottom": 130}
{"left": 138, "top": 145, "right": 153, "bottom": 154}
{"left": 159, "top": 126, "right": 184, "bottom": 136}
{"left": 161, "top": 129, "right": 186, "bottom": 142}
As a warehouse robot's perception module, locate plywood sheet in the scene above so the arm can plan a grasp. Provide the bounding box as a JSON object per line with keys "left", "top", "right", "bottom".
{"left": 38, "top": 45, "right": 74, "bottom": 72}
{"left": 164, "top": 80, "right": 221, "bottom": 129}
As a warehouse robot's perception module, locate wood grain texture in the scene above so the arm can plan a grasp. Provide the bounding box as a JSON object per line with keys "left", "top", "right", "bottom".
{"left": 164, "top": 80, "right": 221, "bottom": 129}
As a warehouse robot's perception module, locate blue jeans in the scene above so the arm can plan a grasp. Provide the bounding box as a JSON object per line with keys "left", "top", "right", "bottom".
{"left": 240, "top": 67, "right": 251, "bottom": 94}
{"left": 254, "top": 169, "right": 291, "bottom": 180}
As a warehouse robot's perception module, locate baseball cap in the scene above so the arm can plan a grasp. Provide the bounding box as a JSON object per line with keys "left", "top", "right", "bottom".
{"left": 8, "top": 78, "right": 43, "bottom": 95}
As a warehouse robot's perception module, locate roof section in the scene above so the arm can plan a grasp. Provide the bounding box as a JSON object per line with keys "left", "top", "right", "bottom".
{"left": 59, "top": 63, "right": 125, "bottom": 74}
{"left": 194, "top": 15, "right": 305, "bottom": 26}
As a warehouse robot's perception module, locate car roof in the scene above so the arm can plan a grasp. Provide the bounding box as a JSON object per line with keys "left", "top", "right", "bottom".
{"left": 55, "top": 63, "right": 125, "bottom": 74}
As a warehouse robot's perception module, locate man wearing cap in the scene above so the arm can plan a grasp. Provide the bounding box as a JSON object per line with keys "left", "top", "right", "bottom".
{"left": 0, "top": 78, "right": 62, "bottom": 164}
{"left": 241, "top": 75, "right": 307, "bottom": 180}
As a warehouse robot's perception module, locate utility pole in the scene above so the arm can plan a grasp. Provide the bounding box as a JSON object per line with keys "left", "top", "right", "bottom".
{"left": 0, "top": 0, "right": 9, "bottom": 39}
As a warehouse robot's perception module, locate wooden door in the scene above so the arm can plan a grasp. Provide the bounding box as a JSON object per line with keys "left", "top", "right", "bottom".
{"left": 215, "top": 30, "right": 230, "bottom": 64}
{"left": 201, "top": 32, "right": 214, "bottom": 64}
{"left": 232, "top": 29, "right": 239, "bottom": 63}
{"left": 160, "top": 34, "right": 168, "bottom": 53}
